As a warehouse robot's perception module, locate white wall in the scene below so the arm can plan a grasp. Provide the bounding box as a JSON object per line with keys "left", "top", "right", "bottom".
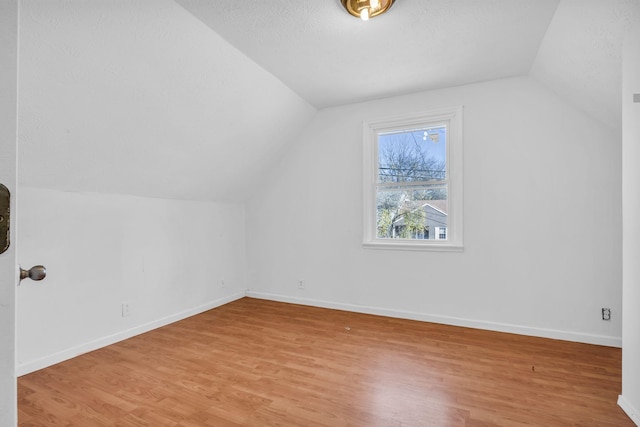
{"left": 246, "top": 76, "right": 622, "bottom": 346}
{"left": 17, "top": 188, "right": 246, "bottom": 375}
{"left": 619, "top": 24, "right": 640, "bottom": 426}
{"left": 0, "top": 0, "right": 18, "bottom": 424}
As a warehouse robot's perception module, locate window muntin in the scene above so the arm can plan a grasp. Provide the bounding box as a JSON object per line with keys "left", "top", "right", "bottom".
{"left": 363, "top": 107, "right": 463, "bottom": 251}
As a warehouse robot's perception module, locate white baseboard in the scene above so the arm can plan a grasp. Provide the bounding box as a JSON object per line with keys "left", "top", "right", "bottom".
{"left": 246, "top": 291, "right": 622, "bottom": 348}
{"left": 18, "top": 290, "right": 622, "bottom": 377}
{"left": 16, "top": 292, "right": 245, "bottom": 376}
{"left": 619, "top": 395, "right": 640, "bottom": 426}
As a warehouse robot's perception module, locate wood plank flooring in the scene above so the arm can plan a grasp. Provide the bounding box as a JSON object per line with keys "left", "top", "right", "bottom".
{"left": 18, "top": 298, "right": 632, "bottom": 426}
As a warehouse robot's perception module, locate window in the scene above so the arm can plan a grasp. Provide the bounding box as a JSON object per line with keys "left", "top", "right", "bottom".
{"left": 363, "top": 106, "right": 463, "bottom": 251}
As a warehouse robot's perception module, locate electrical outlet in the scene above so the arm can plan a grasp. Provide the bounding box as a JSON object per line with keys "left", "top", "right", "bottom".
{"left": 221, "top": 279, "right": 226, "bottom": 288}
{"left": 122, "top": 301, "right": 131, "bottom": 317}
{"left": 602, "top": 308, "right": 611, "bottom": 321}
{"left": 298, "top": 280, "right": 305, "bottom": 290}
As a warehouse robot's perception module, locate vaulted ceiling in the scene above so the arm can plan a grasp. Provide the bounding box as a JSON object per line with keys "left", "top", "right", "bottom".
{"left": 176, "top": 0, "right": 639, "bottom": 129}
{"left": 17, "top": 0, "right": 639, "bottom": 201}
{"left": 177, "top": 0, "right": 560, "bottom": 109}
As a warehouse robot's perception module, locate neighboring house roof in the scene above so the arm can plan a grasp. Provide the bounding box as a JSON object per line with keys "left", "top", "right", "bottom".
{"left": 419, "top": 200, "right": 448, "bottom": 216}
{"left": 393, "top": 199, "right": 448, "bottom": 226}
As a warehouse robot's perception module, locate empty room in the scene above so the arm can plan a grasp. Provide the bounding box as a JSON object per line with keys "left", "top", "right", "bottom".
{"left": 1, "top": 0, "right": 640, "bottom": 425}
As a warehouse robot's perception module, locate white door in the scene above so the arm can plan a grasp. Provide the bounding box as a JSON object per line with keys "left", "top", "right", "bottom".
{"left": 0, "top": 1, "right": 19, "bottom": 425}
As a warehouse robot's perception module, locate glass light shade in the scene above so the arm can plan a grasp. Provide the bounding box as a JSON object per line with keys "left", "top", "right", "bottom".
{"left": 340, "top": 0, "right": 395, "bottom": 20}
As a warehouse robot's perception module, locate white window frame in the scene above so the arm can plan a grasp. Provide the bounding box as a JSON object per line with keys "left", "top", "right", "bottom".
{"left": 362, "top": 106, "right": 463, "bottom": 251}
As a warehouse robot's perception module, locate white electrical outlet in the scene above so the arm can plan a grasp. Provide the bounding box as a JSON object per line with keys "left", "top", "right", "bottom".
{"left": 602, "top": 308, "right": 611, "bottom": 321}
{"left": 122, "top": 301, "right": 131, "bottom": 317}
{"left": 221, "top": 279, "right": 226, "bottom": 288}
{"left": 298, "top": 280, "right": 305, "bottom": 289}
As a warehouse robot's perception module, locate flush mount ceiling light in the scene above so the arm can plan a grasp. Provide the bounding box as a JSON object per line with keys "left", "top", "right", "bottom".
{"left": 341, "top": 0, "right": 395, "bottom": 21}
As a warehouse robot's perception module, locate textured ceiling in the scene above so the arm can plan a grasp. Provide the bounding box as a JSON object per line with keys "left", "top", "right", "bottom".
{"left": 177, "top": 0, "right": 560, "bottom": 109}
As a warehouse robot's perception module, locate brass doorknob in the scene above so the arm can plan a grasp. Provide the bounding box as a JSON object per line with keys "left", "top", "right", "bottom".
{"left": 20, "top": 265, "right": 46, "bottom": 281}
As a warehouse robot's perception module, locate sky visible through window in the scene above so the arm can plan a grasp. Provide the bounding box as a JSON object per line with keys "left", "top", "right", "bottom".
{"left": 378, "top": 126, "right": 446, "bottom": 183}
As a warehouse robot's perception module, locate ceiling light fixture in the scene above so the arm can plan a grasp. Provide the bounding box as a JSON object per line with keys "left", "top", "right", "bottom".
{"left": 340, "top": 0, "right": 395, "bottom": 21}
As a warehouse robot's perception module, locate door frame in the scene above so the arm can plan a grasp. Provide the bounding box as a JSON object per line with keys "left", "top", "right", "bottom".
{"left": 0, "top": 0, "right": 19, "bottom": 425}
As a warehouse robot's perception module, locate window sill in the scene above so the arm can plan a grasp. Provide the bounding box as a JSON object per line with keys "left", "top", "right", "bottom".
{"left": 362, "top": 240, "right": 464, "bottom": 252}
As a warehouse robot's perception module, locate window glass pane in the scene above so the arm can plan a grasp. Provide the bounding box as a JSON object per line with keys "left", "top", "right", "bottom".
{"left": 378, "top": 126, "right": 446, "bottom": 183}
{"left": 376, "top": 187, "right": 448, "bottom": 240}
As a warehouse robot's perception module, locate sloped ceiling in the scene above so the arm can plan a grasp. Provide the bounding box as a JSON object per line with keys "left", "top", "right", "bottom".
{"left": 531, "top": 0, "right": 640, "bottom": 131}
{"left": 18, "top": 0, "right": 637, "bottom": 201}
{"left": 18, "top": 0, "right": 316, "bottom": 201}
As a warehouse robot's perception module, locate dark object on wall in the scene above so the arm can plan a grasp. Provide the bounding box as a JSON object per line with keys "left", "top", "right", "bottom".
{"left": 0, "top": 183, "right": 9, "bottom": 254}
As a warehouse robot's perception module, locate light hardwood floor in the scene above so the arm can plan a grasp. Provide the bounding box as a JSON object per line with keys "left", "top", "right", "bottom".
{"left": 18, "top": 298, "right": 632, "bottom": 426}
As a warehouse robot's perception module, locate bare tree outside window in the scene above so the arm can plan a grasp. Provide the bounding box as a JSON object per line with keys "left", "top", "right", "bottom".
{"left": 376, "top": 127, "right": 447, "bottom": 239}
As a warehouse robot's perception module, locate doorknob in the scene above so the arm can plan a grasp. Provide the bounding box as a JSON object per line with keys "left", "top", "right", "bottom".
{"left": 20, "top": 265, "right": 46, "bottom": 281}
